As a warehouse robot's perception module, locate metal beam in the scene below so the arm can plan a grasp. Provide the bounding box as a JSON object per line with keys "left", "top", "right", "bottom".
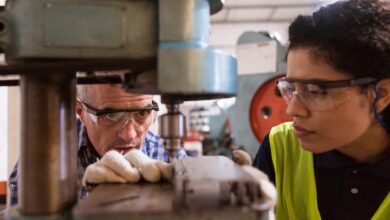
{"left": 212, "top": 19, "right": 294, "bottom": 24}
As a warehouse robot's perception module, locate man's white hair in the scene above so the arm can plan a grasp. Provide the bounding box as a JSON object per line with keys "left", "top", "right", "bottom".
{"left": 76, "top": 70, "right": 128, "bottom": 103}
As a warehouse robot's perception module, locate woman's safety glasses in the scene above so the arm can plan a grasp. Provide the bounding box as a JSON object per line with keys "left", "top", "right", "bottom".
{"left": 78, "top": 100, "right": 159, "bottom": 131}
{"left": 276, "top": 77, "right": 376, "bottom": 112}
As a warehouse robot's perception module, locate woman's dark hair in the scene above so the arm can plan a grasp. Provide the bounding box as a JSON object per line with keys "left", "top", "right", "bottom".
{"left": 288, "top": 0, "right": 390, "bottom": 127}
{"left": 289, "top": 0, "right": 390, "bottom": 79}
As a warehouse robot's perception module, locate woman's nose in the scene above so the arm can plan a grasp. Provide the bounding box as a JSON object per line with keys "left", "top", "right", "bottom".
{"left": 286, "top": 93, "right": 309, "bottom": 118}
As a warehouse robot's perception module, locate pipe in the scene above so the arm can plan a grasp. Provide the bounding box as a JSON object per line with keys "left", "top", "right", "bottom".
{"left": 19, "top": 72, "right": 77, "bottom": 214}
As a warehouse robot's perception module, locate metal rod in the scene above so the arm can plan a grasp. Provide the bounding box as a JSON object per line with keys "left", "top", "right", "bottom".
{"left": 159, "top": 103, "right": 186, "bottom": 162}
{"left": 19, "top": 73, "right": 77, "bottom": 214}
{"left": 0, "top": 58, "right": 156, "bottom": 76}
{"left": 0, "top": 76, "right": 123, "bottom": 86}
{"left": 0, "top": 79, "right": 18, "bottom": 86}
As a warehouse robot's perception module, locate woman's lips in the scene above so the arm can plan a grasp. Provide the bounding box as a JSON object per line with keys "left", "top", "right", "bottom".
{"left": 293, "top": 124, "right": 315, "bottom": 138}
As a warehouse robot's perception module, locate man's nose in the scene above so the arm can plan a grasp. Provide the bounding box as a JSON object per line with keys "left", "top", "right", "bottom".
{"left": 118, "top": 119, "right": 138, "bottom": 141}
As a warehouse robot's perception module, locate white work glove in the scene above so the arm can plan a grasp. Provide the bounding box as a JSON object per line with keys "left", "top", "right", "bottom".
{"left": 82, "top": 149, "right": 174, "bottom": 187}
{"left": 233, "top": 149, "right": 277, "bottom": 220}
{"left": 125, "top": 149, "right": 174, "bottom": 183}
{"left": 155, "top": 160, "right": 174, "bottom": 181}
{"left": 82, "top": 150, "right": 140, "bottom": 187}
{"left": 232, "top": 149, "right": 253, "bottom": 166}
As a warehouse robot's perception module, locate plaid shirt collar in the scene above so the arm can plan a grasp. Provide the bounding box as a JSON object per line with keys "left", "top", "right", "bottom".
{"left": 77, "top": 125, "right": 101, "bottom": 167}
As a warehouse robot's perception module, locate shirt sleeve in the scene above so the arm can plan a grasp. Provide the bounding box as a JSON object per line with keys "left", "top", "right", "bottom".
{"left": 8, "top": 162, "right": 19, "bottom": 206}
{"left": 252, "top": 133, "right": 276, "bottom": 184}
{"left": 175, "top": 148, "right": 187, "bottom": 159}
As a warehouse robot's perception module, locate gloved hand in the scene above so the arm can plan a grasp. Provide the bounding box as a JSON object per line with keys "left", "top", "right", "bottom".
{"left": 82, "top": 150, "right": 140, "bottom": 187}
{"left": 125, "top": 150, "right": 173, "bottom": 183}
{"left": 232, "top": 149, "right": 277, "bottom": 219}
{"left": 232, "top": 149, "right": 253, "bottom": 165}
{"left": 82, "top": 149, "right": 173, "bottom": 187}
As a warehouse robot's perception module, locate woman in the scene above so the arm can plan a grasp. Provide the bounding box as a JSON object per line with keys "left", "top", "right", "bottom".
{"left": 253, "top": 0, "right": 390, "bottom": 219}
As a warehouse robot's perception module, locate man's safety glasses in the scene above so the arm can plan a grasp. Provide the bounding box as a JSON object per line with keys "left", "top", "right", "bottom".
{"left": 276, "top": 77, "right": 376, "bottom": 112}
{"left": 78, "top": 100, "right": 159, "bottom": 130}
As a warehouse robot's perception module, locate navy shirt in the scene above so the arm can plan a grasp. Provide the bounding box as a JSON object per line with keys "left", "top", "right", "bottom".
{"left": 254, "top": 133, "right": 390, "bottom": 220}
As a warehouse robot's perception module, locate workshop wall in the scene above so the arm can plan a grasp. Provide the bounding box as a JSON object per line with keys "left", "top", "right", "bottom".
{"left": 7, "top": 87, "right": 19, "bottom": 184}
{"left": 0, "top": 87, "right": 7, "bottom": 181}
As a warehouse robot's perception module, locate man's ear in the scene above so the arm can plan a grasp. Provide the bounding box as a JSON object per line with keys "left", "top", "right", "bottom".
{"left": 75, "top": 101, "right": 86, "bottom": 124}
{"left": 374, "top": 79, "right": 390, "bottom": 113}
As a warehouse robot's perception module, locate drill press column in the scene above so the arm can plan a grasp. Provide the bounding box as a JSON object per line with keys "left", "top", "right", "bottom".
{"left": 159, "top": 103, "right": 186, "bottom": 162}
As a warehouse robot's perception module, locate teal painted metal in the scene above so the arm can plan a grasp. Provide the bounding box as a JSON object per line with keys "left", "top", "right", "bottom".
{"left": 0, "top": 0, "right": 236, "bottom": 99}
{"left": 209, "top": 0, "right": 224, "bottom": 14}
{"left": 230, "top": 31, "right": 287, "bottom": 156}
{"left": 158, "top": 0, "right": 237, "bottom": 99}
{"left": 0, "top": 0, "right": 158, "bottom": 59}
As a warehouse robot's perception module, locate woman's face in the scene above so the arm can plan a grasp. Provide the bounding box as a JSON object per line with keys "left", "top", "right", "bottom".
{"left": 285, "top": 48, "right": 375, "bottom": 153}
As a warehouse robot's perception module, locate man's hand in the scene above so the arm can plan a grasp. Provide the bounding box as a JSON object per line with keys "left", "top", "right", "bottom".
{"left": 82, "top": 162, "right": 127, "bottom": 187}
{"left": 82, "top": 150, "right": 140, "bottom": 187}
{"left": 125, "top": 150, "right": 174, "bottom": 182}
{"left": 232, "top": 149, "right": 252, "bottom": 166}
{"left": 125, "top": 150, "right": 162, "bottom": 183}
{"left": 82, "top": 150, "right": 173, "bottom": 187}
{"left": 232, "top": 149, "right": 276, "bottom": 218}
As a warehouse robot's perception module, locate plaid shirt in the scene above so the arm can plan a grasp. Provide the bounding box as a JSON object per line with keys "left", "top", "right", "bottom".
{"left": 9, "top": 120, "right": 186, "bottom": 205}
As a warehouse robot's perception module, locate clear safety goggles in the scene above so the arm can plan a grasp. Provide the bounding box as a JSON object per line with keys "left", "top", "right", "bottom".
{"left": 78, "top": 100, "right": 159, "bottom": 131}
{"left": 276, "top": 77, "right": 376, "bottom": 112}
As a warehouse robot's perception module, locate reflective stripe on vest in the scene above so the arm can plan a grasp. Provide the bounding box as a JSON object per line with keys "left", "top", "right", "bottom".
{"left": 269, "top": 122, "right": 390, "bottom": 220}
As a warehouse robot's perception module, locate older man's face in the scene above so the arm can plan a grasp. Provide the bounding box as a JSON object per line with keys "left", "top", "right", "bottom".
{"left": 77, "top": 84, "right": 155, "bottom": 156}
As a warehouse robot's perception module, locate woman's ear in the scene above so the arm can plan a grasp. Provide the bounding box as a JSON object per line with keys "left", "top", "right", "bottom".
{"left": 374, "top": 79, "right": 390, "bottom": 113}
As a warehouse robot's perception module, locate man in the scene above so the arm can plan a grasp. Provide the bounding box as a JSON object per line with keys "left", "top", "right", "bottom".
{"left": 9, "top": 70, "right": 186, "bottom": 205}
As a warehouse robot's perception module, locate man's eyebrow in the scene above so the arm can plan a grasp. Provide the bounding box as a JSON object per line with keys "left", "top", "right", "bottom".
{"left": 136, "top": 101, "right": 156, "bottom": 109}
{"left": 100, "top": 102, "right": 157, "bottom": 112}
{"left": 143, "top": 103, "right": 154, "bottom": 107}
{"left": 103, "top": 106, "right": 151, "bottom": 111}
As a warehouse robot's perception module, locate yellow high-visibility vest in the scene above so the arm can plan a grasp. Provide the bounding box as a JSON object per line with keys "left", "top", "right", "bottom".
{"left": 269, "top": 122, "right": 390, "bottom": 220}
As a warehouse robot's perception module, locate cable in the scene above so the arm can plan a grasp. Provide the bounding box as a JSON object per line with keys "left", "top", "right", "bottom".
{"left": 373, "top": 82, "right": 390, "bottom": 132}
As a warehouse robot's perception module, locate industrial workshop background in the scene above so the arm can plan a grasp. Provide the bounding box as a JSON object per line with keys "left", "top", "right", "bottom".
{"left": 1, "top": 0, "right": 390, "bottom": 210}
